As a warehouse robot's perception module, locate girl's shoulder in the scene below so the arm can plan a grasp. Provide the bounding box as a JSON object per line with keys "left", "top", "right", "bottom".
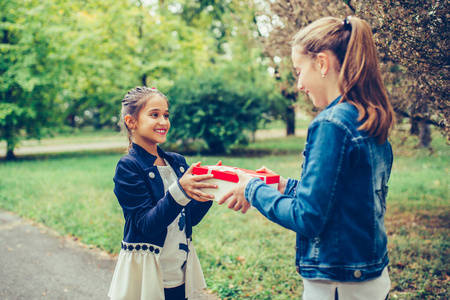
{"left": 313, "top": 102, "right": 358, "bottom": 126}
{"left": 115, "top": 152, "right": 141, "bottom": 172}
{"left": 309, "top": 102, "right": 362, "bottom": 141}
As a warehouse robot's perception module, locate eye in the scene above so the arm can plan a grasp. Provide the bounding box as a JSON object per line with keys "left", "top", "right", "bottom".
{"left": 164, "top": 113, "right": 170, "bottom": 119}
{"left": 150, "top": 112, "right": 158, "bottom": 118}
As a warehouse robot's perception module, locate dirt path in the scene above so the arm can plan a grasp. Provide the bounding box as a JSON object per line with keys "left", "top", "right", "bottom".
{"left": 0, "top": 129, "right": 307, "bottom": 158}
{"left": 0, "top": 209, "right": 218, "bottom": 299}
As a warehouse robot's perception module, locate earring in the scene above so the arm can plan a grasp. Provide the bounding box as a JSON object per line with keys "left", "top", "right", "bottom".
{"left": 321, "top": 74, "right": 325, "bottom": 78}
{"left": 132, "top": 129, "right": 135, "bottom": 133}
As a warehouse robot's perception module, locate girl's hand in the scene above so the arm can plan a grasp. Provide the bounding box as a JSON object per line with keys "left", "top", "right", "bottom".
{"left": 179, "top": 162, "right": 217, "bottom": 202}
{"left": 218, "top": 170, "right": 252, "bottom": 214}
{"left": 256, "top": 166, "right": 287, "bottom": 194}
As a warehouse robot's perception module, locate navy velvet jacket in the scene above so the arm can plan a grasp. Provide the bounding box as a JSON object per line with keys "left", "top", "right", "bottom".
{"left": 113, "top": 143, "right": 213, "bottom": 247}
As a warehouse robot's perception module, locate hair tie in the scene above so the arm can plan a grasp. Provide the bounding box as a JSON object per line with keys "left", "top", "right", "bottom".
{"left": 342, "top": 18, "right": 352, "bottom": 31}
{"left": 151, "top": 87, "right": 156, "bottom": 89}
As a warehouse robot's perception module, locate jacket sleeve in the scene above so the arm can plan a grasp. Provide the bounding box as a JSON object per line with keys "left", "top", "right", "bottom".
{"left": 245, "top": 121, "right": 349, "bottom": 239}
{"left": 180, "top": 157, "right": 213, "bottom": 227}
{"left": 114, "top": 158, "right": 184, "bottom": 238}
{"left": 189, "top": 200, "right": 213, "bottom": 227}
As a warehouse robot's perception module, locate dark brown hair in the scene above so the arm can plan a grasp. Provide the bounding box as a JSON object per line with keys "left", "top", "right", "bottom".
{"left": 292, "top": 17, "right": 395, "bottom": 143}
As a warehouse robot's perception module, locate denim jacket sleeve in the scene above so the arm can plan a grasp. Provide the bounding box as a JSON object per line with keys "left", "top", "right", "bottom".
{"left": 245, "top": 120, "right": 349, "bottom": 239}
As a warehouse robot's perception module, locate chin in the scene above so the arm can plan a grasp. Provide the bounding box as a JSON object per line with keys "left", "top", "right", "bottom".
{"left": 311, "top": 97, "right": 327, "bottom": 108}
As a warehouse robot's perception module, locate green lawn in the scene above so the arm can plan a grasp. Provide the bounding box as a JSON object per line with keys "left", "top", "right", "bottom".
{"left": 0, "top": 131, "right": 448, "bottom": 299}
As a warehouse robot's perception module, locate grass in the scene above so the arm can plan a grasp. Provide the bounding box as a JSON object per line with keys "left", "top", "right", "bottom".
{"left": 0, "top": 129, "right": 448, "bottom": 299}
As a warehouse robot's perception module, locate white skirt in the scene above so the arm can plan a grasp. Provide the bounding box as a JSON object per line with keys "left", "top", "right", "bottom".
{"left": 108, "top": 241, "right": 206, "bottom": 300}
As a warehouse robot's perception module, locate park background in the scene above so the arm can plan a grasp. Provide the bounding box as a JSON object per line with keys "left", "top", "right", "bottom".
{"left": 1, "top": 0, "right": 449, "bottom": 299}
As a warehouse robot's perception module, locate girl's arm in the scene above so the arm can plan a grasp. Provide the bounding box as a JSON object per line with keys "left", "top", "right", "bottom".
{"left": 222, "top": 121, "right": 349, "bottom": 238}
{"left": 114, "top": 160, "right": 188, "bottom": 238}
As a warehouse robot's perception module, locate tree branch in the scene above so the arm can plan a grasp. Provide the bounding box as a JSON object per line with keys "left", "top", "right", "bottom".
{"left": 394, "top": 107, "right": 445, "bottom": 128}
{"left": 344, "top": 0, "right": 356, "bottom": 13}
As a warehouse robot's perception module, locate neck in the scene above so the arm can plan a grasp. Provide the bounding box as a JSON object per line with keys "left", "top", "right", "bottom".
{"left": 327, "top": 90, "right": 342, "bottom": 105}
{"left": 324, "top": 72, "right": 341, "bottom": 106}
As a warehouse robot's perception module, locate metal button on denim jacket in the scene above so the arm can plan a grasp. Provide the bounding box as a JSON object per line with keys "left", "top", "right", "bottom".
{"left": 245, "top": 96, "right": 393, "bottom": 282}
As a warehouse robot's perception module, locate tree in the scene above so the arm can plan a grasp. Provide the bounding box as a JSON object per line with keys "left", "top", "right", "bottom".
{"left": 164, "top": 0, "right": 287, "bottom": 153}
{"left": 353, "top": 0, "right": 449, "bottom": 145}
{"left": 167, "top": 64, "right": 281, "bottom": 154}
{"left": 0, "top": 0, "right": 75, "bottom": 160}
{"left": 255, "top": 0, "right": 449, "bottom": 145}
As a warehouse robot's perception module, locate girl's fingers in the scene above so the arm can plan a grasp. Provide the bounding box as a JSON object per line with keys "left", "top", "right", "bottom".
{"left": 195, "top": 182, "right": 217, "bottom": 189}
{"left": 195, "top": 191, "right": 215, "bottom": 200}
{"left": 219, "top": 190, "right": 234, "bottom": 205}
{"left": 241, "top": 203, "right": 251, "bottom": 214}
{"left": 193, "top": 174, "right": 215, "bottom": 181}
{"left": 256, "top": 166, "right": 276, "bottom": 174}
{"left": 227, "top": 196, "right": 238, "bottom": 210}
{"left": 185, "top": 162, "right": 201, "bottom": 175}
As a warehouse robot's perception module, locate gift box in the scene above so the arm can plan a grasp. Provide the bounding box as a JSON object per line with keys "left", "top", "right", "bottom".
{"left": 192, "top": 165, "right": 280, "bottom": 201}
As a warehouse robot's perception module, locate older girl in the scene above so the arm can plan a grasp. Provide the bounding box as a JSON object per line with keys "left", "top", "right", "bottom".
{"left": 220, "top": 17, "right": 395, "bottom": 300}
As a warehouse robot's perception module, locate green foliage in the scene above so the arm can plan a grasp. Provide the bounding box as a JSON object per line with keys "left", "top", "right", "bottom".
{"left": 0, "top": 0, "right": 223, "bottom": 157}
{"left": 168, "top": 65, "right": 283, "bottom": 154}
{"left": 0, "top": 0, "right": 70, "bottom": 158}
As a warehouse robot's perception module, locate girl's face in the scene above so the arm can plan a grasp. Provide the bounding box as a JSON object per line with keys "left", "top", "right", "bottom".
{"left": 133, "top": 95, "right": 170, "bottom": 150}
{"left": 292, "top": 47, "right": 328, "bottom": 108}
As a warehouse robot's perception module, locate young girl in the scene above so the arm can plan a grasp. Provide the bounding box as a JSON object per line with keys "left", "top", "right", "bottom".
{"left": 108, "top": 86, "right": 217, "bottom": 300}
{"left": 219, "top": 17, "right": 395, "bottom": 300}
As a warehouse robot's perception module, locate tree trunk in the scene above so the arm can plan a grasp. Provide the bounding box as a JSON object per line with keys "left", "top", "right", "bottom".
{"left": 282, "top": 90, "right": 297, "bottom": 136}
{"left": 419, "top": 121, "right": 431, "bottom": 148}
{"left": 410, "top": 107, "right": 420, "bottom": 136}
{"left": 286, "top": 105, "right": 296, "bottom": 136}
{"left": 415, "top": 96, "right": 432, "bottom": 148}
{"left": 6, "top": 141, "right": 16, "bottom": 161}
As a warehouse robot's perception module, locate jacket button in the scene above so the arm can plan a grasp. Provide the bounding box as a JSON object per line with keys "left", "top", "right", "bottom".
{"left": 180, "top": 166, "right": 185, "bottom": 173}
{"left": 354, "top": 270, "right": 362, "bottom": 278}
{"left": 149, "top": 172, "right": 155, "bottom": 179}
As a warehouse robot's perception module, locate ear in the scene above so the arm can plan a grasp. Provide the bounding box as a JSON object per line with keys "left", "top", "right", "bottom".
{"left": 124, "top": 115, "right": 136, "bottom": 130}
{"left": 316, "top": 52, "right": 330, "bottom": 77}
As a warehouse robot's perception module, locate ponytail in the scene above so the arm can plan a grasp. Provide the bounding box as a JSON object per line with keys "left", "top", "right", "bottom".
{"left": 339, "top": 17, "right": 395, "bottom": 143}
{"left": 292, "top": 17, "right": 395, "bottom": 143}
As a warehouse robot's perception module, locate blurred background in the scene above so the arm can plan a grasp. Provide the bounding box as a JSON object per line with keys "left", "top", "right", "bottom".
{"left": 1, "top": 0, "right": 448, "bottom": 159}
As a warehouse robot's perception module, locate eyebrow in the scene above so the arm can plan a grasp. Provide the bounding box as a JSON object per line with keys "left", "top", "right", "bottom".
{"left": 146, "top": 108, "right": 169, "bottom": 112}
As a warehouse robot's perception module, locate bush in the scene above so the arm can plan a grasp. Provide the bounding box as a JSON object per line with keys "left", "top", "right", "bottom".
{"left": 167, "top": 67, "right": 282, "bottom": 154}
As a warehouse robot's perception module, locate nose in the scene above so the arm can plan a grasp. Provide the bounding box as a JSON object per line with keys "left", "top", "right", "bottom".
{"left": 158, "top": 117, "right": 168, "bottom": 125}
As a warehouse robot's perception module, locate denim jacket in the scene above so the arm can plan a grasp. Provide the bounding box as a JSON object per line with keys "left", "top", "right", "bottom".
{"left": 245, "top": 96, "right": 393, "bottom": 282}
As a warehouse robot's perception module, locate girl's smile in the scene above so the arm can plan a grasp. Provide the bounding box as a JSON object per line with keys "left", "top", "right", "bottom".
{"left": 155, "top": 128, "right": 168, "bottom": 135}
